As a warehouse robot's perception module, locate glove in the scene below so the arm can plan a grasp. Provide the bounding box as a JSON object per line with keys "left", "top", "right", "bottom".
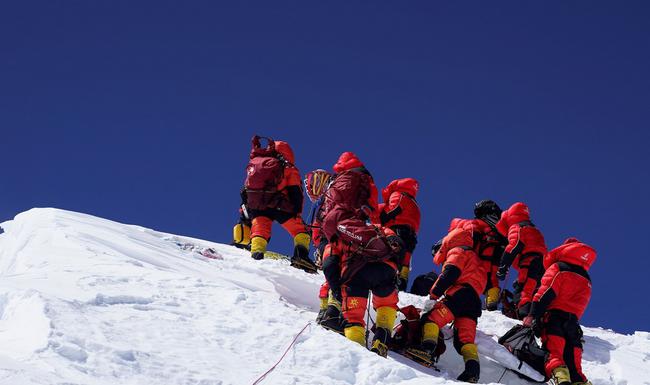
{"left": 496, "top": 266, "right": 508, "bottom": 281}
{"left": 522, "top": 315, "right": 534, "bottom": 328}
{"left": 422, "top": 298, "right": 437, "bottom": 314}
{"left": 387, "top": 235, "right": 405, "bottom": 256}
{"left": 313, "top": 248, "right": 322, "bottom": 268}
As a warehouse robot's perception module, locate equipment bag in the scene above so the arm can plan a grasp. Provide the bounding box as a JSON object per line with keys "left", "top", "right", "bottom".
{"left": 498, "top": 324, "right": 547, "bottom": 379}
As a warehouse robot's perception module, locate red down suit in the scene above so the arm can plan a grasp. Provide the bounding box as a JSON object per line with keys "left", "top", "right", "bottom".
{"left": 448, "top": 218, "right": 504, "bottom": 293}
{"left": 245, "top": 140, "right": 308, "bottom": 241}
{"left": 530, "top": 238, "right": 596, "bottom": 383}
{"left": 427, "top": 228, "right": 487, "bottom": 348}
{"left": 496, "top": 202, "right": 547, "bottom": 313}
{"left": 319, "top": 152, "right": 396, "bottom": 321}
{"left": 379, "top": 178, "right": 420, "bottom": 269}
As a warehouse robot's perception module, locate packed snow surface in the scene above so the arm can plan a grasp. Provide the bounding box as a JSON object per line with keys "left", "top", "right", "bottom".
{"left": 0, "top": 208, "right": 647, "bottom": 385}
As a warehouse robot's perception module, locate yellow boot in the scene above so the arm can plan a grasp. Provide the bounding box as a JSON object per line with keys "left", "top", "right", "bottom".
{"left": 371, "top": 306, "right": 397, "bottom": 357}
{"left": 232, "top": 222, "right": 251, "bottom": 249}
{"left": 316, "top": 297, "right": 328, "bottom": 323}
{"left": 422, "top": 322, "right": 440, "bottom": 346}
{"left": 457, "top": 343, "right": 480, "bottom": 383}
{"left": 551, "top": 366, "right": 571, "bottom": 385}
{"left": 486, "top": 287, "right": 500, "bottom": 311}
{"left": 250, "top": 237, "right": 267, "bottom": 260}
{"left": 344, "top": 325, "right": 366, "bottom": 346}
{"left": 404, "top": 322, "right": 439, "bottom": 364}
{"left": 293, "top": 232, "right": 311, "bottom": 250}
{"left": 320, "top": 293, "right": 343, "bottom": 333}
{"left": 291, "top": 233, "right": 317, "bottom": 272}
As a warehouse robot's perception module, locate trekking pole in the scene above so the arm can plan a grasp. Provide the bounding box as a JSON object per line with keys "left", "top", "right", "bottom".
{"left": 365, "top": 292, "right": 372, "bottom": 349}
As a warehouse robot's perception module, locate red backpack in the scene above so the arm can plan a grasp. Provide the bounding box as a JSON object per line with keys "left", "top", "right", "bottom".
{"left": 244, "top": 136, "right": 289, "bottom": 211}
{"left": 324, "top": 169, "right": 372, "bottom": 217}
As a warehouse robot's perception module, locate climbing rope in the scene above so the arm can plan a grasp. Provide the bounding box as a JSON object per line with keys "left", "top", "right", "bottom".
{"left": 251, "top": 322, "right": 312, "bottom": 385}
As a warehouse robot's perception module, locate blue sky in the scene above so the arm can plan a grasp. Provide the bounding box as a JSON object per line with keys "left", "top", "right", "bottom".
{"left": 1, "top": 1, "right": 649, "bottom": 333}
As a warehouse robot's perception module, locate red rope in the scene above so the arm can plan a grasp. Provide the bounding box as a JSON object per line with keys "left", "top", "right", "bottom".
{"left": 251, "top": 322, "right": 312, "bottom": 385}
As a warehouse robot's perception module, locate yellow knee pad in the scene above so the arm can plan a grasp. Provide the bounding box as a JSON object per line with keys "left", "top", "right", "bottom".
{"left": 293, "top": 232, "right": 311, "bottom": 249}
{"left": 233, "top": 223, "right": 251, "bottom": 246}
{"left": 375, "top": 306, "right": 397, "bottom": 330}
{"left": 422, "top": 322, "right": 440, "bottom": 344}
{"left": 344, "top": 325, "right": 366, "bottom": 346}
{"left": 460, "top": 343, "right": 479, "bottom": 362}
{"left": 250, "top": 237, "right": 268, "bottom": 254}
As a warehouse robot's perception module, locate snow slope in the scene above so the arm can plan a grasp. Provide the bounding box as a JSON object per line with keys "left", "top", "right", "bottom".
{"left": 0, "top": 208, "right": 647, "bottom": 385}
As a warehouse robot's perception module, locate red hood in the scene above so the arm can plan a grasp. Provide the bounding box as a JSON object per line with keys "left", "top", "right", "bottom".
{"left": 333, "top": 152, "right": 364, "bottom": 173}
{"left": 274, "top": 141, "right": 295, "bottom": 164}
{"left": 496, "top": 202, "right": 531, "bottom": 234}
{"left": 434, "top": 228, "right": 474, "bottom": 265}
{"left": 448, "top": 217, "right": 481, "bottom": 233}
{"left": 381, "top": 178, "right": 419, "bottom": 202}
{"left": 544, "top": 237, "right": 597, "bottom": 270}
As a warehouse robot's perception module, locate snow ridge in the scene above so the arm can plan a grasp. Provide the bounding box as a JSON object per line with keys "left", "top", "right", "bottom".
{"left": 0, "top": 208, "right": 646, "bottom": 385}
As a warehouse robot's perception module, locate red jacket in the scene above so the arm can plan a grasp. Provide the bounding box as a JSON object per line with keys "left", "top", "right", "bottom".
{"left": 496, "top": 202, "right": 547, "bottom": 271}
{"left": 430, "top": 228, "right": 487, "bottom": 299}
{"left": 531, "top": 238, "right": 596, "bottom": 319}
{"left": 448, "top": 218, "right": 505, "bottom": 263}
{"left": 379, "top": 178, "right": 420, "bottom": 232}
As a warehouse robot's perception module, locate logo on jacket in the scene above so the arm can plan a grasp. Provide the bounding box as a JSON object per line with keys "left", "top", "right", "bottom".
{"left": 337, "top": 224, "right": 363, "bottom": 241}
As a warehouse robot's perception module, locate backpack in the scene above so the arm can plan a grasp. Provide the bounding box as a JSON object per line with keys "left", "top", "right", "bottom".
{"left": 498, "top": 324, "right": 547, "bottom": 380}
{"left": 243, "top": 136, "right": 289, "bottom": 211}
{"left": 334, "top": 218, "right": 400, "bottom": 283}
{"left": 325, "top": 168, "right": 372, "bottom": 217}
{"left": 409, "top": 271, "right": 439, "bottom": 296}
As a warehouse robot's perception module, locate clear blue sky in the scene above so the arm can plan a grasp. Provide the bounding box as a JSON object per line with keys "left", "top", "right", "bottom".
{"left": 1, "top": 1, "right": 649, "bottom": 334}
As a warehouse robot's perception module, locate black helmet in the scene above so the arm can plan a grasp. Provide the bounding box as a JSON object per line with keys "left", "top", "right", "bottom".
{"left": 474, "top": 199, "right": 502, "bottom": 226}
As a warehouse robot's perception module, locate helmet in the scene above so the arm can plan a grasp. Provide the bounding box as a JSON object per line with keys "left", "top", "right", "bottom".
{"left": 304, "top": 169, "right": 332, "bottom": 202}
{"left": 474, "top": 199, "right": 502, "bottom": 226}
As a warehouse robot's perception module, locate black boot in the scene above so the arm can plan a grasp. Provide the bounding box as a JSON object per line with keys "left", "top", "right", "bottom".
{"left": 457, "top": 360, "right": 480, "bottom": 383}
{"left": 370, "top": 327, "right": 391, "bottom": 357}
{"left": 251, "top": 251, "right": 264, "bottom": 260}
{"left": 319, "top": 305, "right": 344, "bottom": 334}
{"left": 290, "top": 245, "right": 318, "bottom": 273}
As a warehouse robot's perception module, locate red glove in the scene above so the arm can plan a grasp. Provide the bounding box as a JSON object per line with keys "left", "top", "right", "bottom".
{"left": 522, "top": 316, "right": 534, "bottom": 328}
